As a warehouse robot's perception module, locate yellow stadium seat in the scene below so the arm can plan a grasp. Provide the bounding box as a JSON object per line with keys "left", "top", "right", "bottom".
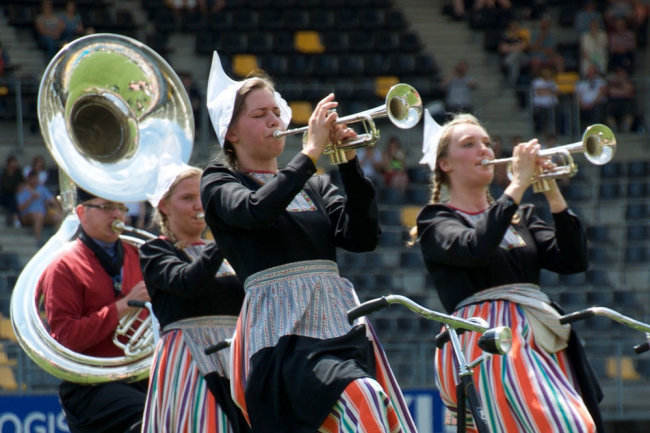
{"left": 0, "top": 343, "right": 18, "bottom": 391}
{"left": 555, "top": 71, "right": 579, "bottom": 94}
{"left": 294, "top": 31, "right": 325, "bottom": 54}
{"left": 375, "top": 76, "right": 399, "bottom": 98}
{"left": 400, "top": 205, "right": 421, "bottom": 229}
{"left": 289, "top": 101, "right": 313, "bottom": 125}
{"left": 232, "top": 54, "right": 259, "bottom": 78}
{"left": 606, "top": 356, "right": 640, "bottom": 380}
{"left": 0, "top": 316, "right": 17, "bottom": 342}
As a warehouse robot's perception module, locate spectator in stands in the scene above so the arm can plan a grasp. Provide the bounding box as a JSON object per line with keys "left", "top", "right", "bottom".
{"left": 0, "top": 41, "right": 14, "bottom": 116}
{"left": 528, "top": 14, "right": 565, "bottom": 76}
{"left": 0, "top": 155, "right": 24, "bottom": 227}
{"left": 22, "top": 155, "right": 49, "bottom": 189}
{"left": 576, "top": 64, "right": 608, "bottom": 130}
{"left": 381, "top": 135, "right": 410, "bottom": 193}
{"left": 16, "top": 170, "right": 62, "bottom": 245}
{"left": 123, "top": 201, "right": 147, "bottom": 230}
{"left": 415, "top": 112, "right": 604, "bottom": 433}
{"left": 201, "top": 51, "right": 416, "bottom": 433}
{"left": 357, "top": 147, "right": 384, "bottom": 187}
{"left": 34, "top": 0, "right": 65, "bottom": 60}
{"left": 60, "top": 1, "right": 84, "bottom": 44}
{"left": 38, "top": 186, "right": 149, "bottom": 433}
{"left": 608, "top": 17, "right": 636, "bottom": 73}
{"left": 498, "top": 19, "right": 531, "bottom": 86}
{"left": 139, "top": 162, "right": 248, "bottom": 433}
{"left": 604, "top": 0, "right": 635, "bottom": 28}
{"left": 580, "top": 18, "right": 609, "bottom": 76}
{"left": 606, "top": 66, "right": 636, "bottom": 132}
{"left": 443, "top": 59, "right": 478, "bottom": 115}
{"left": 531, "top": 66, "right": 560, "bottom": 134}
{"left": 574, "top": 0, "right": 604, "bottom": 34}
{"left": 198, "top": 0, "right": 227, "bottom": 16}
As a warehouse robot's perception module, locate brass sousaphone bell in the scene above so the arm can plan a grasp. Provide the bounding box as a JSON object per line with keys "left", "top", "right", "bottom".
{"left": 10, "top": 33, "right": 194, "bottom": 384}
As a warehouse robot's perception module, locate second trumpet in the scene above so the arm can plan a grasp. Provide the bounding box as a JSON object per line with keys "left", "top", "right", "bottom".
{"left": 481, "top": 124, "right": 616, "bottom": 192}
{"left": 273, "top": 83, "right": 423, "bottom": 165}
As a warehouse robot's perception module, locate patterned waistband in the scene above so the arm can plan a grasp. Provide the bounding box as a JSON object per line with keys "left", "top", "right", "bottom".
{"left": 244, "top": 260, "right": 340, "bottom": 291}
{"left": 162, "top": 315, "right": 239, "bottom": 333}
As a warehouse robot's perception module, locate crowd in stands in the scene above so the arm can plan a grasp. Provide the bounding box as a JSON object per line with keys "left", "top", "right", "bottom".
{"left": 442, "top": 0, "right": 648, "bottom": 135}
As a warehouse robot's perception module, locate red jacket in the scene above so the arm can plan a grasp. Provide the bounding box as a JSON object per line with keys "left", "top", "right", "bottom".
{"left": 40, "top": 238, "right": 144, "bottom": 357}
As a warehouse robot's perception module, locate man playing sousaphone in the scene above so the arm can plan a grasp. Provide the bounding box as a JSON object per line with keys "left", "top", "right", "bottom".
{"left": 38, "top": 186, "right": 150, "bottom": 433}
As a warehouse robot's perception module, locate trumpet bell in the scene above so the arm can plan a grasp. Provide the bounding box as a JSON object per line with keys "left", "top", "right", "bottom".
{"left": 386, "top": 83, "right": 422, "bottom": 130}
{"left": 38, "top": 33, "right": 194, "bottom": 202}
{"left": 583, "top": 123, "right": 616, "bottom": 165}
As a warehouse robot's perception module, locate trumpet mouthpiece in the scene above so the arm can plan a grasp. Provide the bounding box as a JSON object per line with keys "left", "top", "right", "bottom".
{"left": 111, "top": 219, "right": 125, "bottom": 234}
{"left": 197, "top": 212, "right": 205, "bottom": 220}
{"left": 272, "top": 130, "right": 283, "bottom": 140}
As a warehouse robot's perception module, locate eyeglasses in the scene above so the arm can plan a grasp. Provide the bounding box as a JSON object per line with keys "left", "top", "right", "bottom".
{"left": 83, "top": 203, "right": 129, "bottom": 214}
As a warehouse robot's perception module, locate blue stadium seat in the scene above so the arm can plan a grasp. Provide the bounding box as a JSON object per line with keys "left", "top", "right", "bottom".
{"left": 0, "top": 253, "right": 21, "bottom": 272}
{"left": 625, "top": 246, "right": 647, "bottom": 264}
{"left": 586, "top": 270, "right": 611, "bottom": 287}
{"left": 599, "top": 183, "right": 623, "bottom": 200}
{"left": 587, "top": 225, "right": 611, "bottom": 243}
{"left": 627, "top": 182, "right": 647, "bottom": 199}
{"left": 626, "top": 161, "right": 649, "bottom": 178}
{"left": 626, "top": 224, "right": 649, "bottom": 242}
{"left": 600, "top": 161, "right": 624, "bottom": 178}
{"left": 626, "top": 203, "right": 647, "bottom": 220}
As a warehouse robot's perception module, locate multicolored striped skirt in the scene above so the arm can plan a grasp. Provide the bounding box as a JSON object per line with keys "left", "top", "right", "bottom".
{"left": 142, "top": 316, "right": 238, "bottom": 433}
{"left": 434, "top": 299, "right": 596, "bottom": 433}
{"left": 231, "top": 259, "right": 416, "bottom": 433}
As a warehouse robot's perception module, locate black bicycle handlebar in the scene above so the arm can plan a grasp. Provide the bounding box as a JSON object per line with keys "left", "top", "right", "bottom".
{"left": 347, "top": 297, "right": 390, "bottom": 324}
{"left": 634, "top": 342, "right": 650, "bottom": 354}
{"left": 558, "top": 310, "right": 595, "bottom": 324}
{"left": 204, "top": 340, "right": 231, "bottom": 355}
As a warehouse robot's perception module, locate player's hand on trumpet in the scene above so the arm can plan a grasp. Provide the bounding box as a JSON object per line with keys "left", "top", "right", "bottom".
{"left": 504, "top": 139, "right": 541, "bottom": 204}
{"left": 329, "top": 120, "right": 359, "bottom": 162}
{"left": 302, "top": 93, "right": 339, "bottom": 163}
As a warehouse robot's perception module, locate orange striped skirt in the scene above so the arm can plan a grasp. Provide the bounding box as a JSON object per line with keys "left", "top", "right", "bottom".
{"left": 434, "top": 300, "right": 596, "bottom": 433}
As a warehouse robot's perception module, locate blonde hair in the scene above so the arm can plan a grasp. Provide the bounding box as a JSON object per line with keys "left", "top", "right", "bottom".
{"left": 428, "top": 113, "right": 493, "bottom": 205}
{"left": 152, "top": 166, "right": 203, "bottom": 249}
{"left": 409, "top": 114, "right": 495, "bottom": 246}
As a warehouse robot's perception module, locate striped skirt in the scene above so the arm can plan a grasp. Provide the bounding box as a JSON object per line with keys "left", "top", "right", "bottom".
{"left": 434, "top": 300, "right": 596, "bottom": 433}
{"left": 231, "top": 259, "right": 416, "bottom": 433}
{"left": 142, "top": 317, "right": 238, "bottom": 433}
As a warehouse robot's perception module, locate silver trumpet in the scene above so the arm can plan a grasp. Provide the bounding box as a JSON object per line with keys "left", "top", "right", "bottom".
{"left": 480, "top": 124, "right": 616, "bottom": 193}
{"left": 273, "top": 83, "right": 423, "bottom": 165}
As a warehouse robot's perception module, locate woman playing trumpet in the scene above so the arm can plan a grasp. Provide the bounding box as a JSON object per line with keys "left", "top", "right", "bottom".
{"left": 200, "top": 51, "right": 416, "bottom": 433}
{"left": 139, "top": 160, "right": 248, "bottom": 433}
{"left": 415, "top": 111, "right": 604, "bottom": 432}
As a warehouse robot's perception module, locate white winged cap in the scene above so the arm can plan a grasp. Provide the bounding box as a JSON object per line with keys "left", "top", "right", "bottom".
{"left": 206, "top": 51, "right": 292, "bottom": 148}
{"left": 419, "top": 109, "right": 443, "bottom": 171}
{"left": 147, "top": 153, "right": 192, "bottom": 208}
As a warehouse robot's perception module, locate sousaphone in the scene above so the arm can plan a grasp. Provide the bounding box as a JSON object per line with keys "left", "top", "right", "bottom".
{"left": 10, "top": 33, "right": 194, "bottom": 383}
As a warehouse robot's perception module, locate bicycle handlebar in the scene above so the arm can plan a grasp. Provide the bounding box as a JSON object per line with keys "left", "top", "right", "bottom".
{"left": 559, "top": 306, "right": 650, "bottom": 354}
{"left": 347, "top": 297, "right": 390, "bottom": 323}
{"left": 204, "top": 339, "right": 232, "bottom": 355}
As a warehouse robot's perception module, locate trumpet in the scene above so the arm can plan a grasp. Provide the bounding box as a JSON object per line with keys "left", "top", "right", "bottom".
{"left": 273, "top": 83, "right": 422, "bottom": 165}
{"left": 481, "top": 124, "right": 616, "bottom": 193}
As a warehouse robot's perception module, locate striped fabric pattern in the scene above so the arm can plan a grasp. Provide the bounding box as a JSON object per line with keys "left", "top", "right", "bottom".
{"left": 318, "top": 378, "right": 402, "bottom": 433}
{"left": 231, "top": 260, "right": 417, "bottom": 432}
{"left": 142, "top": 329, "right": 235, "bottom": 433}
{"left": 434, "top": 300, "right": 596, "bottom": 433}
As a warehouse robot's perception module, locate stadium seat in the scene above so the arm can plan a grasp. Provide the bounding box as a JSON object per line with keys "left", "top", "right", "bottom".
{"left": 309, "top": 9, "right": 336, "bottom": 30}
{"left": 232, "top": 54, "right": 258, "bottom": 78}
{"left": 375, "top": 76, "right": 399, "bottom": 98}
{"left": 248, "top": 32, "right": 273, "bottom": 54}
{"left": 294, "top": 31, "right": 325, "bottom": 54}
{"left": 626, "top": 224, "right": 649, "bottom": 242}
{"left": 627, "top": 182, "right": 647, "bottom": 199}
{"left": 627, "top": 161, "right": 649, "bottom": 178}
{"left": 288, "top": 101, "right": 313, "bottom": 125}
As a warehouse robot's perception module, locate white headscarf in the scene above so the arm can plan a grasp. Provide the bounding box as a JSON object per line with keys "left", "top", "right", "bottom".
{"left": 419, "top": 109, "right": 443, "bottom": 171}
{"left": 147, "top": 153, "right": 193, "bottom": 208}
{"left": 206, "top": 51, "right": 292, "bottom": 148}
